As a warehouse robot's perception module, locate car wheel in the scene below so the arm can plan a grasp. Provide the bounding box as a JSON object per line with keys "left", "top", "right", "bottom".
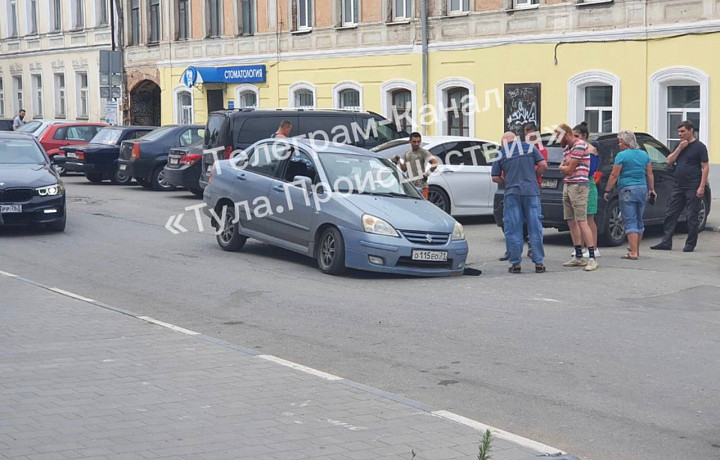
{"left": 86, "top": 173, "right": 104, "bottom": 183}
{"left": 216, "top": 205, "right": 247, "bottom": 252}
{"left": 317, "top": 227, "right": 346, "bottom": 275}
{"left": 698, "top": 197, "right": 708, "bottom": 231}
{"left": 110, "top": 166, "right": 133, "bottom": 185}
{"left": 190, "top": 188, "right": 204, "bottom": 198}
{"left": 47, "top": 214, "right": 66, "bottom": 232}
{"left": 599, "top": 199, "right": 625, "bottom": 247}
{"left": 428, "top": 186, "right": 451, "bottom": 214}
{"left": 151, "top": 167, "right": 175, "bottom": 191}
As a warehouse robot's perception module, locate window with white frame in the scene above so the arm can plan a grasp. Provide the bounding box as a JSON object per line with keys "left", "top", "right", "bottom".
{"left": 55, "top": 73, "right": 66, "bottom": 117}
{"left": 98, "top": 0, "right": 109, "bottom": 25}
{"left": 73, "top": 0, "right": 85, "bottom": 29}
{"left": 297, "top": 0, "right": 312, "bottom": 29}
{"left": 149, "top": 0, "right": 160, "bottom": 43}
{"left": 13, "top": 76, "right": 23, "bottom": 113}
{"left": 338, "top": 89, "right": 360, "bottom": 110}
{"left": 130, "top": 0, "right": 140, "bottom": 44}
{"left": 29, "top": 0, "right": 39, "bottom": 34}
{"left": 0, "top": 78, "right": 5, "bottom": 117}
{"left": 236, "top": 86, "right": 258, "bottom": 108}
{"left": 665, "top": 86, "right": 700, "bottom": 151}
{"left": 514, "top": 0, "right": 538, "bottom": 8}
{"left": 567, "top": 71, "right": 620, "bottom": 134}
{"left": 207, "top": 0, "right": 222, "bottom": 37}
{"left": 446, "top": 87, "right": 469, "bottom": 136}
{"left": 290, "top": 83, "right": 315, "bottom": 108}
{"left": 9, "top": 0, "right": 19, "bottom": 37}
{"left": 448, "top": 0, "right": 469, "bottom": 13}
{"left": 32, "top": 75, "right": 42, "bottom": 117}
{"left": 583, "top": 86, "right": 613, "bottom": 133}
{"left": 341, "top": 0, "right": 358, "bottom": 25}
{"left": 239, "top": 0, "right": 254, "bottom": 35}
{"left": 176, "top": 90, "right": 193, "bottom": 124}
{"left": 77, "top": 72, "right": 88, "bottom": 118}
{"left": 391, "top": 89, "right": 412, "bottom": 132}
{"left": 393, "top": 0, "right": 411, "bottom": 19}
{"left": 52, "top": 0, "right": 63, "bottom": 31}
{"left": 176, "top": 0, "right": 190, "bottom": 39}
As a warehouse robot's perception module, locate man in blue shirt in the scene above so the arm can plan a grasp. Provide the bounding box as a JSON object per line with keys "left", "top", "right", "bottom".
{"left": 492, "top": 132, "right": 548, "bottom": 273}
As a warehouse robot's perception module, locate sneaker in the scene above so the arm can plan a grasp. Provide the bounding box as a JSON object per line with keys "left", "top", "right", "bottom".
{"left": 499, "top": 252, "right": 510, "bottom": 261}
{"left": 593, "top": 248, "right": 600, "bottom": 258}
{"left": 683, "top": 245, "right": 695, "bottom": 253}
{"left": 584, "top": 258, "right": 599, "bottom": 271}
{"left": 563, "top": 257, "right": 588, "bottom": 267}
{"left": 651, "top": 242, "right": 672, "bottom": 250}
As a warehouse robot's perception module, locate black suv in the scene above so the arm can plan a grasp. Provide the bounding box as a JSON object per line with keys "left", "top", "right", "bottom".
{"left": 493, "top": 132, "right": 711, "bottom": 246}
{"left": 199, "top": 109, "right": 409, "bottom": 189}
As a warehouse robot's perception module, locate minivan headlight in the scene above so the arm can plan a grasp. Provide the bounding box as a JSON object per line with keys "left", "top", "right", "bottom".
{"left": 452, "top": 221, "right": 465, "bottom": 240}
{"left": 362, "top": 214, "right": 399, "bottom": 237}
{"left": 36, "top": 184, "right": 64, "bottom": 196}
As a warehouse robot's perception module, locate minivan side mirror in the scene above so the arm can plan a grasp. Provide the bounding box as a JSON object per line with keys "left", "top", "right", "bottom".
{"left": 293, "top": 176, "right": 313, "bottom": 192}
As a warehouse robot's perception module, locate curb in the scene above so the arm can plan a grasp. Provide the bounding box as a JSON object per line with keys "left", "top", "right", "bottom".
{"left": 2, "top": 269, "right": 572, "bottom": 459}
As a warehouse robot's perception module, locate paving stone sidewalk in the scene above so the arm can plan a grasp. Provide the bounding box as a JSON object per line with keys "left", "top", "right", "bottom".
{"left": 0, "top": 274, "right": 557, "bottom": 460}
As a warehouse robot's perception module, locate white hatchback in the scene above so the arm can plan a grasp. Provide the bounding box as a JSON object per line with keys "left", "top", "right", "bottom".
{"left": 373, "top": 136, "right": 500, "bottom": 216}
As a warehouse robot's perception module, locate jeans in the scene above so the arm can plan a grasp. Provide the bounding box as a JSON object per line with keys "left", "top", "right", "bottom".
{"left": 503, "top": 194, "right": 544, "bottom": 265}
{"left": 660, "top": 186, "right": 703, "bottom": 247}
{"left": 618, "top": 185, "right": 648, "bottom": 235}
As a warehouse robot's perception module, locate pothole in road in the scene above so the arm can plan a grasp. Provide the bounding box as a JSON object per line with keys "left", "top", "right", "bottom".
{"left": 68, "top": 196, "right": 103, "bottom": 205}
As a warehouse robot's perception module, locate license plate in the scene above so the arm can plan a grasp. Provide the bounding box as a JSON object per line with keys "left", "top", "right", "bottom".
{"left": 119, "top": 164, "right": 127, "bottom": 171}
{"left": 411, "top": 250, "right": 448, "bottom": 261}
{"left": 0, "top": 204, "right": 22, "bottom": 213}
{"left": 541, "top": 178, "right": 558, "bottom": 189}
{"left": 67, "top": 152, "right": 77, "bottom": 158}
{"left": 169, "top": 157, "right": 180, "bottom": 166}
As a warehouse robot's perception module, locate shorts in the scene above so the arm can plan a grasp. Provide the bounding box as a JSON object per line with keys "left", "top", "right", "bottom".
{"left": 563, "top": 183, "right": 589, "bottom": 221}
{"left": 587, "top": 181, "right": 598, "bottom": 215}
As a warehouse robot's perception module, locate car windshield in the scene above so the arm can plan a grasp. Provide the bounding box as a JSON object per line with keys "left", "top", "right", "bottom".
{"left": 17, "top": 120, "right": 43, "bottom": 133}
{"left": 90, "top": 128, "right": 123, "bottom": 145}
{"left": 318, "top": 152, "right": 421, "bottom": 198}
{"left": 139, "top": 125, "right": 175, "bottom": 141}
{"left": 0, "top": 139, "right": 46, "bottom": 164}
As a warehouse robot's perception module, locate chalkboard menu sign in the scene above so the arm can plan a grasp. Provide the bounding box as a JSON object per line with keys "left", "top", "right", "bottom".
{"left": 504, "top": 83, "right": 541, "bottom": 136}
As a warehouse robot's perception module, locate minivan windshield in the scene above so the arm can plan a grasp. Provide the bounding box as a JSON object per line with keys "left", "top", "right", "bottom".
{"left": 318, "top": 152, "right": 421, "bottom": 198}
{"left": 0, "top": 139, "right": 47, "bottom": 164}
{"left": 90, "top": 128, "right": 123, "bottom": 146}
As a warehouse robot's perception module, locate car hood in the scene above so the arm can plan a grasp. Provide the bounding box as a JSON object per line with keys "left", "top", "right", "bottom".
{"left": 340, "top": 194, "right": 456, "bottom": 232}
{"left": 0, "top": 164, "right": 59, "bottom": 188}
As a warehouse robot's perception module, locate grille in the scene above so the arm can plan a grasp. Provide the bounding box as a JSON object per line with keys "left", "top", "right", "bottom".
{"left": 396, "top": 257, "right": 452, "bottom": 270}
{"left": 400, "top": 230, "right": 450, "bottom": 246}
{"left": 0, "top": 188, "right": 34, "bottom": 202}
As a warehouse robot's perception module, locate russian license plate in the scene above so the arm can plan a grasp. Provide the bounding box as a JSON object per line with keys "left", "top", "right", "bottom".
{"left": 119, "top": 164, "right": 127, "bottom": 171}
{"left": 67, "top": 152, "right": 77, "bottom": 158}
{"left": 542, "top": 178, "right": 558, "bottom": 189}
{"left": 169, "top": 157, "right": 180, "bottom": 166}
{"left": 0, "top": 204, "right": 22, "bottom": 213}
{"left": 411, "top": 250, "right": 448, "bottom": 262}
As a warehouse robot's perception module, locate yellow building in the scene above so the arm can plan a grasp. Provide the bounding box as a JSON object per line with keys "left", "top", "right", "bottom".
{"left": 123, "top": 0, "right": 720, "bottom": 180}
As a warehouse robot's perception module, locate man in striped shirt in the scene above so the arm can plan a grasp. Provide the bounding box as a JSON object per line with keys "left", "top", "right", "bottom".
{"left": 556, "top": 123, "right": 598, "bottom": 271}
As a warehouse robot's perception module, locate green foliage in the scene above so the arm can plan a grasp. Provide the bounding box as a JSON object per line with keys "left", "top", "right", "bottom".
{"left": 477, "top": 429, "right": 493, "bottom": 460}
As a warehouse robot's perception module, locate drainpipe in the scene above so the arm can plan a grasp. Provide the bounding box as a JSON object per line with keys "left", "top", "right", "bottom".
{"left": 421, "top": 0, "right": 428, "bottom": 135}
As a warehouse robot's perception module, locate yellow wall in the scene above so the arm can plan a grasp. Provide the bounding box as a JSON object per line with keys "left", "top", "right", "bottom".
{"left": 158, "top": 33, "right": 720, "bottom": 164}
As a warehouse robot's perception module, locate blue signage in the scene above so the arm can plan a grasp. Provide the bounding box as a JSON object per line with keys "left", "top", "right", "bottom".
{"left": 181, "top": 65, "right": 267, "bottom": 87}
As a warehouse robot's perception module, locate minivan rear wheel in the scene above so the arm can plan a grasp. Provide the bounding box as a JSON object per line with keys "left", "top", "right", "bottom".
{"left": 216, "top": 206, "right": 247, "bottom": 252}
{"left": 317, "top": 227, "right": 346, "bottom": 275}
{"left": 599, "top": 199, "right": 625, "bottom": 247}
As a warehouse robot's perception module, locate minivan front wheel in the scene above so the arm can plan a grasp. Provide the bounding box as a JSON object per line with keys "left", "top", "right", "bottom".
{"left": 216, "top": 206, "right": 247, "bottom": 252}
{"left": 317, "top": 227, "right": 346, "bottom": 275}
{"left": 600, "top": 199, "right": 625, "bottom": 247}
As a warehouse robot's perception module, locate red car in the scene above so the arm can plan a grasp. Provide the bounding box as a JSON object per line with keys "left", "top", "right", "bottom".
{"left": 39, "top": 122, "right": 107, "bottom": 173}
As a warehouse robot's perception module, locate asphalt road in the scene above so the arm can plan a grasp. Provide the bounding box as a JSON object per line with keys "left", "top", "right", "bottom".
{"left": 2, "top": 175, "right": 720, "bottom": 460}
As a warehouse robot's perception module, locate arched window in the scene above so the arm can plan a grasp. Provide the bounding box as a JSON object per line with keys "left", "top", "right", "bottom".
{"left": 235, "top": 85, "right": 258, "bottom": 108}
{"left": 333, "top": 81, "right": 362, "bottom": 111}
{"left": 568, "top": 70, "right": 620, "bottom": 133}
{"left": 174, "top": 88, "right": 193, "bottom": 124}
{"left": 435, "top": 78, "right": 475, "bottom": 137}
{"left": 380, "top": 79, "right": 417, "bottom": 133}
{"left": 289, "top": 82, "right": 316, "bottom": 108}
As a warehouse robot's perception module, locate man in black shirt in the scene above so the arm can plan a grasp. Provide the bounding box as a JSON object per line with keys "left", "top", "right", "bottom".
{"left": 651, "top": 120, "right": 710, "bottom": 252}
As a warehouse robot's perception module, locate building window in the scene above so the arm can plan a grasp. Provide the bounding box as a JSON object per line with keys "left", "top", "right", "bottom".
{"left": 391, "top": 89, "right": 412, "bottom": 132}
{"left": 55, "top": 74, "right": 66, "bottom": 117}
{"left": 77, "top": 73, "right": 89, "bottom": 118}
{"left": 52, "top": 0, "right": 63, "bottom": 31}
{"left": 448, "top": 0, "right": 469, "bottom": 13}
{"left": 239, "top": 0, "right": 254, "bottom": 35}
{"left": 583, "top": 86, "right": 612, "bottom": 133}
{"left": 333, "top": 82, "right": 362, "bottom": 111}
{"left": 131, "top": 0, "right": 140, "bottom": 44}
{"left": 149, "top": 0, "right": 160, "bottom": 43}
{"left": 176, "top": 0, "right": 189, "bottom": 39}
{"left": 176, "top": 89, "right": 193, "bottom": 124}
{"left": 73, "top": 0, "right": 85, "bottom": 29}
{"left": 514, "top": 0, "right": 539, "bottom": 8}
{"left": 98, "top": 0, "right": 109, "bottom": 25}
{"left": 9, "top": 0, "right": 19, "bottom": 37}
{"left": 207, "top": 0, "right": 222, "bottom": 37}
{"left": 446, "top": 88, "right": 469, "bottom": 136}
{"left": 341, "top": 0, "right": 358, "bottom": 25}
{"left": 568, "top": 71, "right": 620, "bottom": 134}
{"left": 393, "top": 0, "right": 411, "bottom": 19}
{"left": 649, "top": 66, "right": 708, "bottom": 150}
{"left": 13, "top": 76, "right": 23, "bottom": 113}
{"left": 236, "top": 85, "right": 259, "bottom": 108}
{"left": 666, "top": 86, "right": 700, "bottom": 151}
{"left": 29, "top": 0, "right": 39, "bottom": 34}
{"left": 0, "top": 79, "right": 5, "bottom": 117}
{"left": 290, "top": 83, "right": 316, "bottom": 108}
{"left": 298, "top": 0, "right": 312, "bottom": 29}
{"left": 32, "top": 75, "right": 42, "bottom": 117}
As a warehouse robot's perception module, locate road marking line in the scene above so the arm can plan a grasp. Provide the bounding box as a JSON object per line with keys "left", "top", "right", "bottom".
{"left": 137, "top": 316, "right": 200, "bottom": 336}
{"left": 0, "top": 270, "right": 18, "bottom": 277}
{"left": 432, "top": 410, "right": 565, "bottom": 456}
{"left": 258, "top": 355, "right": 344, "bottom": 381}
{"left": 50, "top": 288, "right": 96, "bottom": 303}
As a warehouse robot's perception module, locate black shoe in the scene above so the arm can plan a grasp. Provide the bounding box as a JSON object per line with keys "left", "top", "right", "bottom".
{"left": 651, "top": 243, "right": 672, "bottom": 250}
{"left": 499, "top": 253, "right": 510, "bottom": 261}
{"left": 683, "top": 245, "right": 695, "bottom": 253}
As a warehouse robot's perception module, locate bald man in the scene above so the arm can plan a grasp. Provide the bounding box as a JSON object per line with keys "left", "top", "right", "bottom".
{"left": 491, "top": 132, "right": 548, "bottom": 273}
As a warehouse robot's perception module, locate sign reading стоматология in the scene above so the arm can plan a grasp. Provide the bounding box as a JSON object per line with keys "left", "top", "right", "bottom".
{"left": 181, "top": 65, "right": 266, "bottom": 88}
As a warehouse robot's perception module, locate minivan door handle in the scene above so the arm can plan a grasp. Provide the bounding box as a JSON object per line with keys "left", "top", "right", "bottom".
{"left": 236, "top": 173, "right": 247, "bottom": 181}
{"left": 272, "top": 184, "right": 284, "bottom": 192}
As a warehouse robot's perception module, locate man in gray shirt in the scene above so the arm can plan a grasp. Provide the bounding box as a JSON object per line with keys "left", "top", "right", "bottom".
{"left": 390, "top": 132, "right": 439, "bottom": 199}
{"left": 12, "top": 109, "right": 26, "bottom": 130}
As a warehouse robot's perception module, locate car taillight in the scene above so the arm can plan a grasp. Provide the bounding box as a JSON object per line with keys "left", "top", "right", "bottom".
{"left": 77, "top": 152, "right": 85, "bottom": 160}
{"left": 180, "top": 153, "right": 202, "bottom": 165}
{"left": 131, "top": 143, "right": 140, "bottom": 159}
{"left": 223, "top": 145, "right": 233, "bottom": 159}
{"left": 593, "top": 171, "right": 603, "bottom": 185}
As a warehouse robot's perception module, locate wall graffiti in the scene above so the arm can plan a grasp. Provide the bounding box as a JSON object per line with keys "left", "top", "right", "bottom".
{"left": 504, "top": 83, "right": 541, "bottom": 137}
